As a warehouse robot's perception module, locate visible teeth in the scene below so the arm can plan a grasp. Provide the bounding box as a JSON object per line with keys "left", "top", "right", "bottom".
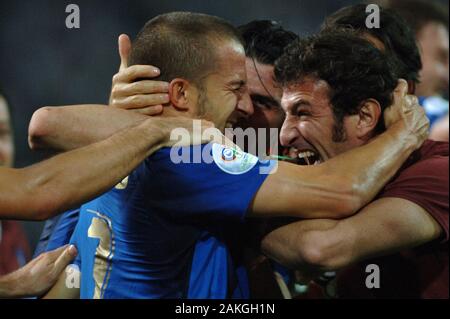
{"left": 298, "top": 151, "right": 315, "bottom": 159}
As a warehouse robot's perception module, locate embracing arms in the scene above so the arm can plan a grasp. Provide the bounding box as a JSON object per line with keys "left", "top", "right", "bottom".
{"left": 3, "top": 116, "right": 211, "bottom": 220}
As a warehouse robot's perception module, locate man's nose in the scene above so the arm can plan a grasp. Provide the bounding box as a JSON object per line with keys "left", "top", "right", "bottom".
{"left": 236, "top": 92, "right": 254, "bottom": 118}
{"left": 280, "top": 116, "right": 300, "bottom": 147}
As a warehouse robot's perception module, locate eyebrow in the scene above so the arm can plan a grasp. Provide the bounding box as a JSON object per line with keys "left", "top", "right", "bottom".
{"left": 251, "top": 94, "right": 280, "bottom": 108}
{"left": 293, "top": 99, "right": 311, "bottom": 107}
{"left": 290, "top": 100, "right": 311, "bottom": 113}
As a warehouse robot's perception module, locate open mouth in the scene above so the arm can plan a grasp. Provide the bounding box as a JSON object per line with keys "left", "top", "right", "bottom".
{"left": 282, "top": 147, "right": 322, "bottom": 166}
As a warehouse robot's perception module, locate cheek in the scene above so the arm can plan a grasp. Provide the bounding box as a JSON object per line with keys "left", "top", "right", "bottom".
{"left": 299, "top": 120, "right": 331, "bottom": 145}
{"left": 221, "top": 94, "right": 237, "bottom": 114}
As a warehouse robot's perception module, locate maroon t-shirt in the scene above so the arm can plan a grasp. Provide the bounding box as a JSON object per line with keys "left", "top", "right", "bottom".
{"left": 337, "top": 140, "right": 449, "bottom": 299}
{"left": 0, "top": 221, "right": 30, "bottom": 275}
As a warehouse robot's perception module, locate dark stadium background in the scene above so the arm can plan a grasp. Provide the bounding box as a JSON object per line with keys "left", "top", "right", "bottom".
{"left": 0, "top": 0, "right": 447, "bottom": 251}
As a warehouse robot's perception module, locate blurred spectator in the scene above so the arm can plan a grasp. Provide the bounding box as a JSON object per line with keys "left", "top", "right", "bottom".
{"left": 381, "top": 0, "right": 449, "bottom": 140}
{"left": 0, "top": 93, "right": 31, "bottom": 275}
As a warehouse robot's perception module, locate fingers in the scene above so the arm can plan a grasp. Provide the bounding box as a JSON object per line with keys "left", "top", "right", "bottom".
{"left": 115, "top": 80, "right": 169, "bottom": 97}
{"left": 53, "top": 245, "right": 78, "bottom": 274}
{"left": 43, "top": 244, "right": 70, "bottom": 261}
{"left": 393, "top": 79, "right": 408, "bottom": 98}
{"left": 112, "top": 94, "right": 170, "bottom": 110}
{"left": 132, "top": 105, "right": 164, "bottom": 116}
{"left": 112, "top": 65, "right": 161, "bottom": 84}
{"left": 405, "top": 94, "right": 419, "bottom": 108}
{"left": 391, "top": 79, "right": 408, "bottom": 108}
{"left": 118, "top": 34, "right": 131, "bottom": 71}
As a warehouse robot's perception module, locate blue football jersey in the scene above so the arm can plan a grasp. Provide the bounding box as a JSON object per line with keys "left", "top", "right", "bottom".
{"left": 70, "top": 143, "right": 275, "bottom": 299}
{"left": 34, "top": 209, "right": 80, "bottom": 257}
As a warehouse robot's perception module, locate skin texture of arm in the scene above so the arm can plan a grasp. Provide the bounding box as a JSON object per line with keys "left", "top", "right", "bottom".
{"left": 261, "top": 197, "right": 443, "bottom": 271}
{"left": 29, "top": 105, "right": 149, "bottom": 151}
{"left": 249, "top": 121, "right": 421, "bottom": 219}
{"left": 42, "top": 265, "right": 80, "bottom": 299}
{"left": 2, "top": 117, "right": 206, "bottom": 220}
{"left": 0, "top": 245, "right": 77, "bottom": 298}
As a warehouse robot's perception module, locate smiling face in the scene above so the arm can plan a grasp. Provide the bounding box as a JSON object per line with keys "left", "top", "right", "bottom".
{"left": 199, "top": 39, "right": 251, "bottom": 132}
{"left": 238, "top": 58, "right": 284, "bottom": 131}
{"left": 0, "top": 96, "right": 14, "bottom": 167}
{"left": 280, "top": 78, "right": 362, "bottom": 165}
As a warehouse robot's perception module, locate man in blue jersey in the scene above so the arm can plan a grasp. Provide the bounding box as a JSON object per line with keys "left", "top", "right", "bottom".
{"left": 41, "top": 12, "right": 427, "bottom": 299}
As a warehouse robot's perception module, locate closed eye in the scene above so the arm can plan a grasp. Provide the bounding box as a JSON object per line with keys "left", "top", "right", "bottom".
{"left": 297, "top": 110, "right": 311, "bottom": 117}
{"left": 251, "top": 94, "right": 279, "bottom": 110}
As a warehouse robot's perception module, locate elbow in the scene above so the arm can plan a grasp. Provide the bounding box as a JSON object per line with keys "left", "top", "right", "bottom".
{"left": 295, "top": 230, "right": 348, "bottom": 270}
{"left": 28, "top": 106, "right": 55, "bottom": 150}
{"left": 261, "top": 228, "right": 348, "bottom": 271}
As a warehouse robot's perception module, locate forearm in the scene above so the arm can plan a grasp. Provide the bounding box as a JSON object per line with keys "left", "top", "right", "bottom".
{"left": 42, "top": 266, "right": 80, "bottom": 299}
{"left": 29, "top": 104, "right": 148, "bottom": 151}
{"left": 320, "top": 121, "right": 419, "bottom": 212}
{"left": 262, "top": 198, "right": 443, "bottom": 272}
{"left": 0, "top": 272, "right": 19, "bottom": 298}
{"left": 2, "top": 119, "right": 166, "bottom": 220}
{"left": 261, "top": 219, "right": 339, "bottom": 271}
{"left": 250, "top": 122, "right": 420, "bottom": 219}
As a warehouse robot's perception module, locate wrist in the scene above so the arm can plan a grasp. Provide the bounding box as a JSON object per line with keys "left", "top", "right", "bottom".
{"left": 386, "top": 121, "right": 419, "bottom": 152}
{"left": 139, "top": 118, "right": 169, "bottom": 152}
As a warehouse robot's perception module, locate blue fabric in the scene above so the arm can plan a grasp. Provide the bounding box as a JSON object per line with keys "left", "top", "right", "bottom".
{"left": 420, "top": 95, "right": 449, "bottom": 127}
{"left": 33, "top": 209, "right": 80, "bottom": 257}
{"left": 70, "top": 143, "right": 274, "bottom": 299}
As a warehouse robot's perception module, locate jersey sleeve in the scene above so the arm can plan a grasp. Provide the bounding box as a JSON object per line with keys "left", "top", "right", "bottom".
{"left": 33, "top": 208, "right": 80, "bottom": 257}
{"left": 145, "top": 143, "right": 276, "bottom": 222}
{"left": 378, "top": 155, "right": 449, "bottom": 242}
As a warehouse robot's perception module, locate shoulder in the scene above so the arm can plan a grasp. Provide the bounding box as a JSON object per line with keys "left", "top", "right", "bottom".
{"left": 379, "top": 143, "right": 449, "bottom": 241}
{"left": 418, "top": 140, "right": 448, "bottom": 158}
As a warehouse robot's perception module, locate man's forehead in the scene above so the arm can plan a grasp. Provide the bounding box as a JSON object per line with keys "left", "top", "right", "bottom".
{"left": 214, "top": 40, "right": 246, "bottom": 78}
{"left": 282, "top": 78, "right": 330, "bottom": 104}
{"left": 245, "top": 58, "right": 282, "bottom": 100}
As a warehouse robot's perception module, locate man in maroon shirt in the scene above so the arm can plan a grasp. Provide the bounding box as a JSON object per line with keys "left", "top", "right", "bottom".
{"left": 261, "top": 30, "right": 449, "bottom": 299}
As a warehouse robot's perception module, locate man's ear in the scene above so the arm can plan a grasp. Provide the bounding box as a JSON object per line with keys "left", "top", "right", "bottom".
{"left": 168, "top": 78, "right": 195, "bottom": 111}
{"left": 356, "top": 99, "right": 381, "bottom": 139}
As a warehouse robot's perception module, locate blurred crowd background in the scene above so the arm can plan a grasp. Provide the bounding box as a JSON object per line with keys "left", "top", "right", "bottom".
{"left": 0, "top": 0, "right": 448, "bottom": 265}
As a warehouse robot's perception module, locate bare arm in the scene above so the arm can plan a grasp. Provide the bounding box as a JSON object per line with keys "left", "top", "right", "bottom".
{"left": 29, "top": 35, "right": 169, "bottom": 152}
{"left": 250, "top": 117, "right": 425, "bottom": 219}
{"left": 249, "top": 82, "right": 428, "bottom": 219}
{"left": 29, "top": 105, "right": 149, "bottom": 151}
{"left": 261, "top": 197, "right": 443, "bottom": 271}
{"left": 42, "top": 265, "right": 80, "bottom": 299}
{"left": 4, "top": 117, "right": 212, "bottom": 220}
{"left": 0, "top": 245, "right": 77, "bottom": 298}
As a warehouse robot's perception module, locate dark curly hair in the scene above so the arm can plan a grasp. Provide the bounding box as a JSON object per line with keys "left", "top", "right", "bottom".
{"left": 274, "top": 30, "right": 398, "bottom": 141}
{"left": 238, "top": 20, "right": 299, "bottom": 65}
{"left": 321, "top": 4, "right": 422, "bottom": 85}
